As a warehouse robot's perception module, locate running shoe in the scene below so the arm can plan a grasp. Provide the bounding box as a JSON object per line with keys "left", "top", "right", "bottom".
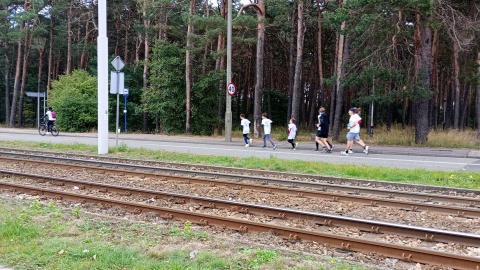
{"left": 273, "top": 145, "right": 277, "bottom": 150}
{"left": 363, "top": 146, "right": 369, "bottom": 155}
{"left": 340, "top": 150, "right": 348, "bottom": 156}
{"left": 294, "top": 142, "right": 298, "bottom": 149}
{"left": 245, "top": 144, "right": 249, "bottom": 147}
{"left": 249, "top": 139, "right": 253, "bottom": 144}
{"left": 262, "top": 145, "right": 267, "bottom": 148}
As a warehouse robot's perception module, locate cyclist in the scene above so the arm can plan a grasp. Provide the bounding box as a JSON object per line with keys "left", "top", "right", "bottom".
{"left": 43, "top": 107, "right": 56, "bottom": 134}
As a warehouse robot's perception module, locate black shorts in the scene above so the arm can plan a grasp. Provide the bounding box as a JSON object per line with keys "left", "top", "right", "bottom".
{"left": 316, "top": 130, "right": 329, "bottom": 138}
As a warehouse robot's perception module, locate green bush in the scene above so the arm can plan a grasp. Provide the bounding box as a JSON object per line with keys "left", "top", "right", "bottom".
{"left": 49, "top": 70, "right": 98, "bottom": 132}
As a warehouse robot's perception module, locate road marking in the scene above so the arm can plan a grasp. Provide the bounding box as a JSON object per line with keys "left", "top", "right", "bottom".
{"left": 145, "top": 144, "right": 479, "bottom": 167}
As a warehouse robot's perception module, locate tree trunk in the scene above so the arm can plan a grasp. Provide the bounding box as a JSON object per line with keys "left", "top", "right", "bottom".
{"left": 18, "top": 29, "right": 32, "bottom": 126}
{"left": 431, "top": 29, "right": 439, "bottom": 130}
{"left": 201, "top": 1, "right": 210, "bottom": 76}
{"left": 37, "top": 45, "right": 45, "bottom": 128}
{"left": 460, "top": 82, "right": 470, "bottom": 130}
{"left": 124, "top": 9, "right": 132, "bottom": 63}
{"left": 185, "top": 0, "right": 195, "bottom": 134}
{"left": 286, "top": 5, "right": 296, "bottom": 127}
{"left": 445, "top": 77, "right": 453, "bottom": 129}
{"left": 291, "top": 0, "right": 304, "bottom": 122}
{"left": 332, "top": 21, "right": 346, "bottom": 141}
{"left": 309, "top": 2, "right": 323, "bottom": 130}
{"left": 47, "top": 15, "right": 54, "bottom": 91}
{"left": 253, "top": 1, "right": 265, "bottom": 138}
{"left": 80, "top": 10, "right": 92, "bottom": 69}
{"left": 142, "top": 6, "right": 151, "bottom": 133}
{"left": 453, "top": 42, "right": 460, "bottom": 130}
{"left": 66, "top": 0, "right": 74, "bottom": 74}
{"left": 413, "top": 14, "right": 432, "bottom": 144}
{"left": 477, "top": 52, "right": 480, "bottom": 139}
{"left": 9, "top": 34, "right": 24, "bottom": 127}
{"left": 4, "top": 56, "right": 11, "bottom": 123}
{"left": 216, "top": 0, "right": 226, "bottom": 136}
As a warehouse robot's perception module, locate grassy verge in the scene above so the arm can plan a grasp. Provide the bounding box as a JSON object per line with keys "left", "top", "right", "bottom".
{"left": 0, "top": 197, "right": 368, "bottom": 270}
{"left": 0, "top": 140, "right": 479, "bottom": 190}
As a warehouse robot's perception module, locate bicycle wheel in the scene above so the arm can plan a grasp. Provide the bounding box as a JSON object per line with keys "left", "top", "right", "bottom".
{"left": 39, "top": 125, "right": 47, "bottom": 136}
{"left": 51, "top": 126, "right": 59, "bottom": 136}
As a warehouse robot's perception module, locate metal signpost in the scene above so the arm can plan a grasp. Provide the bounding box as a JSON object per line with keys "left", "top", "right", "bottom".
{"left": 110, "top": 56, "right": 125, "bottom": 147}
{"left": 123, "top": 88, "right": 129, "bottom": 132}
{"left": 26, "top": 91, "right": 46, "bottom": 128}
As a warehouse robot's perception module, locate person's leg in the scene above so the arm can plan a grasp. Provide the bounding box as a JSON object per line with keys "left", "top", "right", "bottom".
{"left": 320, "top": 138, "right": 330, "bottom": 150}
{"left": 315, "top": 137, "right": 325, "bottom": 149}
{"left": 288, "top": 139, "right": 294, "bottom": 148}
{"left": 326, "top": 139, "right": 333, "bottom": 149}
{"left": 356, "top": 138, "right": 366, "bottom": 147}
{"left": 266, "top": 134, "right": 276, "bottom": 149}
{"left": 262, "top": 134, "right": 267, "bottom": 147}
{"left": 47, "top": 121, "right": 52, "bottom": 132}
{"left": 343, "top": 133, "right": 354, "bottom": 154}
{"left": 348, "top": 140, "right": 354, "bottom": 152}
{"left": 355, "top": 135, "right": 369, "bottom": 153}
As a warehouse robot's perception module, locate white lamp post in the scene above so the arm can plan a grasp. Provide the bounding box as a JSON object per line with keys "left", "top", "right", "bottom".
{"left": 97, "top": 0, "right": 109, "bottom": 154}
{"left": 225, "top": 0, "right": 233, "bottom": 142}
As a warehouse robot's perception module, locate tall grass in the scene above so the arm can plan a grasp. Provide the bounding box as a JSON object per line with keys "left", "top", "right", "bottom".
{"left": 264, "top": 124, "right": 480, "bottom": 149}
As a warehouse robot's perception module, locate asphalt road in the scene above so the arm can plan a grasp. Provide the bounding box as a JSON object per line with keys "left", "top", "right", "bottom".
{"left": 0, "top": 128, "right": 479, "bottom": 172}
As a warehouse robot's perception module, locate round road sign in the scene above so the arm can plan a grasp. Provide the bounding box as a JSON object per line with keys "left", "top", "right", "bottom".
{"left": 227, "top": 82, "right": 236, "bottom": 96}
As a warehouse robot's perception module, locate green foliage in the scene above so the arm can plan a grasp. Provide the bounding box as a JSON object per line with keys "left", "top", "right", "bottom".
{"left": 191, "top": 71, "right": 223, "bottom": 135}
{"left": 144, "top": 40, "right": 186, "bottom": 134}
{"left": 145, "top": 39, "right": 222, "bottom": 135}
{"left": 49, "top": 70, "right": 98, "bottom": 132}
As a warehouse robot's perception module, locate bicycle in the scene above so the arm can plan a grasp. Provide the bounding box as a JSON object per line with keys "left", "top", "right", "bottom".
{"left": 39, "top": 120, "right": 59, "bottom": 136}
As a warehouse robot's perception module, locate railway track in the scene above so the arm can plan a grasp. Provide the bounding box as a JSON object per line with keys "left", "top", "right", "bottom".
{"left": 0, "top": 177, "right": 479, "bottom": 269}
{"left": 1, "top": 148, "right": 479, "bottom": 198}
{"left": 1, "top": 169, "right": 479, "bottom": 247}
{"left": 1, "top": 149, "right": 480, "bottom": 269}
{"left": 1, "top": 155, "right": 479, "bottom": 219}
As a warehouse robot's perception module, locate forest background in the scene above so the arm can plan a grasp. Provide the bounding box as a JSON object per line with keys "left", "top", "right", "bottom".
{"left": 1, "top": 0, "right": 480, "bottom": 145}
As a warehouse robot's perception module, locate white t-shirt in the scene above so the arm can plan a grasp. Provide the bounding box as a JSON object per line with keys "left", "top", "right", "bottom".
{"left": 317, "top": 114, "right": 322, "bottom": 130}
{"left": 349, "top": 114, "right": 361, "bottom": 133}
{"left": 261, "top": 118, "right": 272, "bottom": 134}
{"left": 46, "top": 110, "right": 56, "bottom": 121}
{"left": 241, "top": 119, "right": 250, "bottom": 134}
{"left": 288, "top": 123, "right": 297, "bottom": 139}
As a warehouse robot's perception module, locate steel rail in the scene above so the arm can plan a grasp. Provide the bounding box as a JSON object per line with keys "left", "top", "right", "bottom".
{"left": 1, "top": 157, "right": 480, "bottom": 219}
{"left": 1, "top": 152, "right": 479, "bottom": 207}
{"left": 0, "top": 181, "right": 479, "bottom": 270}
{"left": 2, "top": 169, "right": 479, "bottom": 247}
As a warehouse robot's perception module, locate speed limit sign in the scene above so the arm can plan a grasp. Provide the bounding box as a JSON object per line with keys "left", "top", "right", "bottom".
{"left": 227, "top": 82, "right": 236, "bottom": 96}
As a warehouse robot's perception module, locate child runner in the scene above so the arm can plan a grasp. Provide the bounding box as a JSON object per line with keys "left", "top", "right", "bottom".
{"left": 287, "top": 118, "right": 298, "bottom": 150}
{"left": 240, "top": 114, "right": 253, "bottom": 147}
{"left": 341, "top": 108, "right": 369, "bottom": 156}
{"left": 261, "top": 113, "right": 277, "bottom": 150}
